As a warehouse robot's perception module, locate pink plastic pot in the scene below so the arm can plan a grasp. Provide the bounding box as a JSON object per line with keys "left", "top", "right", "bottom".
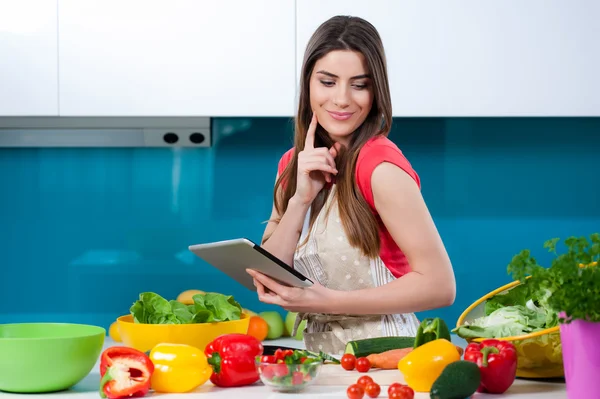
{"left": 559, "top": 314, "right": 600, "bottom": 399}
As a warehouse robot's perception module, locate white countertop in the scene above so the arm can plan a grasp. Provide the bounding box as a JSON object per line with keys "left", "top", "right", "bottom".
{"left": 0, "top": 336, "right": 567, "bottom": 399}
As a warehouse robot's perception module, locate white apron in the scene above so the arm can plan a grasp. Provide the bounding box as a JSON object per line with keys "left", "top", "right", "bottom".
{"left": 291, "top": 185, "right": 420, "bottom": 355}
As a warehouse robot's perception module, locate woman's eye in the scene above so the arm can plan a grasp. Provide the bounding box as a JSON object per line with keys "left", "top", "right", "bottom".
{"left": 320, "top": 80, "right": 334, "bottom": 87}
{"left": 353, "top": 84, "right": 367, "bottom": 90}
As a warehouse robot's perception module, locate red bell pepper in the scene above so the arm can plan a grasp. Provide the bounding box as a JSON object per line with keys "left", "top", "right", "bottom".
{"left": 204, "top": 333, "right": 264, "bottom": 387}
{"left": 99, "top": 346, "right": 154, "bottom": 399}
{"left": 464, "top": 339, "right": 517, "bottom": 394}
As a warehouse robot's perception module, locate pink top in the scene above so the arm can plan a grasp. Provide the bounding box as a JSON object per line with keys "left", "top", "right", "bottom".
{"left": 277, "top": 136, "right": 420, "bottom": 278}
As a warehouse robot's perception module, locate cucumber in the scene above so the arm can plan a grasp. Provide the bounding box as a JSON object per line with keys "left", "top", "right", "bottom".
{"left": 430, "top": 360, "right": 481, "bottom": 399}
{"left": 344, "top": 336, "right": 415, "bottom": 358}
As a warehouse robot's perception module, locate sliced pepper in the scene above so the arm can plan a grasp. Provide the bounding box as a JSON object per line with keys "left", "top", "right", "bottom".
{"left": 204, "top": 333, "right": 264, "bottom": 387}
{"left": 148, "top": 343, "right": 212, "bottom": 393}
{"left": 464, "top": 339, "right": 517, "bottom": 394}
{"left": 99, "top": 346, "right": 154, "bottom": 399}
{"left": 398, "top": 338, "right": 461, "bottom": 392}
{"left": 413, "top": 317, "right": 451, "bottom": 348}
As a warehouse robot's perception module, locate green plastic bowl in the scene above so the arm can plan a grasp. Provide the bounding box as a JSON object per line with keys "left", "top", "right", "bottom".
{"left": 0, "top": 323, "right": 105, "bottom": 393}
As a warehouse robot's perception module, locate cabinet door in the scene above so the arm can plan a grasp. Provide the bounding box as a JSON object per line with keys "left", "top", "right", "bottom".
{"left": 297, "top": 1, "right": 600, "bottom": 116}
{"left": 58, "top": 1, "right": 295, "bottom": 117}
{"left": 0, "top": 0, "right": 58, "bottom": 116}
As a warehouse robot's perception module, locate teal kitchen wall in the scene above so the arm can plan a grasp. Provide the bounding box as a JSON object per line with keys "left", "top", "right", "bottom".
{"left": 1, "top": 117, "right": 599, "bottom": 333}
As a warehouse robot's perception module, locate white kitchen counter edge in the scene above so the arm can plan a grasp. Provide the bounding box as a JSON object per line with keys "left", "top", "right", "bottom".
{"left": 0, "top": 336, "right": 567, "bottom": 398}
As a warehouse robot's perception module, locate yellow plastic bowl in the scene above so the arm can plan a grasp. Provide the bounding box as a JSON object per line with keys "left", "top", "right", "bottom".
{"left": 456, "top": 281, "right": 563, "bottom": 379}
{"left": 116, "top": 313, "right": 250, "bottom": 353}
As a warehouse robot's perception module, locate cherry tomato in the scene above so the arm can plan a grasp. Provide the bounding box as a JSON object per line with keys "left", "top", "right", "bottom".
{"left": 341, "top": 353, "right": 356, "bottom": 370}
{"left": 388, "top": 382, "right": 405, "bottom": 396}
{"left": 364, "top": 382, "right": 381, "bottom": 398}
{"left": 389, "top": 385, "right": 414, "bottom": 399}
{"left": 347, "top": 383, "right": 365, "bottom": 399}
{"left": 356, "top": 375, "right": 374, "bottom": 387}
{"left": 355, "top": 357, "right": 371, "bottom": 372}
{"left": 398, "top": 386, "right": 414, "bottom": 398}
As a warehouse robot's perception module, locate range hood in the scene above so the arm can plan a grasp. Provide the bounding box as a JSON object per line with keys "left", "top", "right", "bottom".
{"left": 0, "top": 116, "right": 212, "bottom": 147}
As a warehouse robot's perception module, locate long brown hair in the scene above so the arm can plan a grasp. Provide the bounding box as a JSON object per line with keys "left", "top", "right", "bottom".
{"left": 274, "top": 15, "right": 392, "bottom": 258}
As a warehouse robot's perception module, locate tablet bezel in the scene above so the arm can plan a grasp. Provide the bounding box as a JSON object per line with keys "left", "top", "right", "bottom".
{"left": 188, "top": 238, "right": 314, "bottom": 291}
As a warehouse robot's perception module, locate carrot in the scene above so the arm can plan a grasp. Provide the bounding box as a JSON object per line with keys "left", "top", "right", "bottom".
{"left": 366, "top": 347, "right": 413, "bottom": 369}
{"left": 365, "top": 345, "right": 465, "bottom": 369}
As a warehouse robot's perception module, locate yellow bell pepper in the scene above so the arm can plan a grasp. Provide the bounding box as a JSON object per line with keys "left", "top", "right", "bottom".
{"left": 398, "top": 338, "right": 461, "bottom": 392}
{"left": 149, "top": 343, "right": 212, "bottom": 393}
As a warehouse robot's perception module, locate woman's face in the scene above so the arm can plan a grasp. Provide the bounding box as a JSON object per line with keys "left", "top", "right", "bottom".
{"left": 309, "top": 50, "right": 374, "bottom": 146}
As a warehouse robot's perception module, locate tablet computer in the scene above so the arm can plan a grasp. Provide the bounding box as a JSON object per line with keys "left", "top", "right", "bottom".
{"left": 188, "top": 238, "right": 314, "bottom": 291}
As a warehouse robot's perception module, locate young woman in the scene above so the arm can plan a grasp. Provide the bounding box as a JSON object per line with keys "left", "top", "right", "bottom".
{"left": 246, "top": 15, "right": 456, "bottom": 354}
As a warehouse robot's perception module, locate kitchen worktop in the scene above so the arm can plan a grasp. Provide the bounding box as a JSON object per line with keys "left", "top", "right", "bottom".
{"left": 0, "top": 336, "right": 567, "bottom": 399}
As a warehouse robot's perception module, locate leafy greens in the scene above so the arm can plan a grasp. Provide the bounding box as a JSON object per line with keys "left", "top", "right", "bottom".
{"left": 453, "top": 279, "right": 559, "bottom": 339}
{"left": 507, "top": 233, "right": 600, "bottom": 324}
{"left": 454, "top": 233, "right": 600, "bottom": 340}
{"left": 130, "top": 291, "right": 242, "bottom": 324}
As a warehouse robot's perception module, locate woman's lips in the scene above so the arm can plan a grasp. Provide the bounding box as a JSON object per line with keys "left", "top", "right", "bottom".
{"left": 327, "top": 111, "right": 354, "bottom": 121}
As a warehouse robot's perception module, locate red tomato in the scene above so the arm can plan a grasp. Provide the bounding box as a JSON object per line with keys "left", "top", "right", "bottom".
{"left": 356, "top": 375, "right": 374, "bottom": 387}
{"left": 261, "top": 365, "right": 276, "bottom": 379}
{"left": 364, "top": 382, "right": 380, "bottom": 398}
{"left": 341, "top": 354, "right": 356, "bottom": 370}
{"left": 273, "top": 363, "right": 289, "bottom": 377}
{"left": 283, "top": 349, "right": 294, "bottom": 358}
{"left": 260, "top": 355, "right": 276, "bottom": 363}
{"left": 355, "top": 357, "right": 371, "bottom": 372}
{"left": 389, "top": 385, "right": 414, "bottom": 399}
{"left": 292, "top": 371, "right": 304, "bottom": 385}
{"left": 273, "top": 348, "right": 293, "bottom": 361}
{"left": 388, "top": 382, "right": 405, "bottom": 396}
{"left": 347, "top": 383, "right": 365, "bottom": 399}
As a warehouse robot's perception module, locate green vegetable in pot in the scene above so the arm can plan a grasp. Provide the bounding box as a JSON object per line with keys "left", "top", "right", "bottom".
{"left": 130, "top": 291, "right": 242, "bottom": 324}
{"left": 454, "top": 233, "right": 600, "bottom": 340}
{"left": 507, "top": 233, "right": 600, "bottom": 325}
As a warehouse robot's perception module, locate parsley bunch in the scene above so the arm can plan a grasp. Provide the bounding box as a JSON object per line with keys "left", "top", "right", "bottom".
{"left": 507, "top": 233, "right": 600, "bottom": 324}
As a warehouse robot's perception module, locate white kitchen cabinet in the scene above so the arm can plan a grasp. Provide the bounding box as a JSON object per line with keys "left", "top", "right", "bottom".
{"left": 297, "top": 1, "right": 600, "bottom": 116}
{"left": 0, "top": 0, "right": 58, "bottom": 116}
{"left": 58, "top": 1, "right": 296, "bottom": 117}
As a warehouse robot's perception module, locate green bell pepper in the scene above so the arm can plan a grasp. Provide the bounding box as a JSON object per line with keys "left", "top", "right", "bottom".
{"left": 414, "top": 317, "right": 451, "bottom": 349}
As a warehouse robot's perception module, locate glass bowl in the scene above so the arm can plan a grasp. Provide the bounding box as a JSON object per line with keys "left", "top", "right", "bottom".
{"left": 257, "top": 360, "right": 323, "bottom": 392}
